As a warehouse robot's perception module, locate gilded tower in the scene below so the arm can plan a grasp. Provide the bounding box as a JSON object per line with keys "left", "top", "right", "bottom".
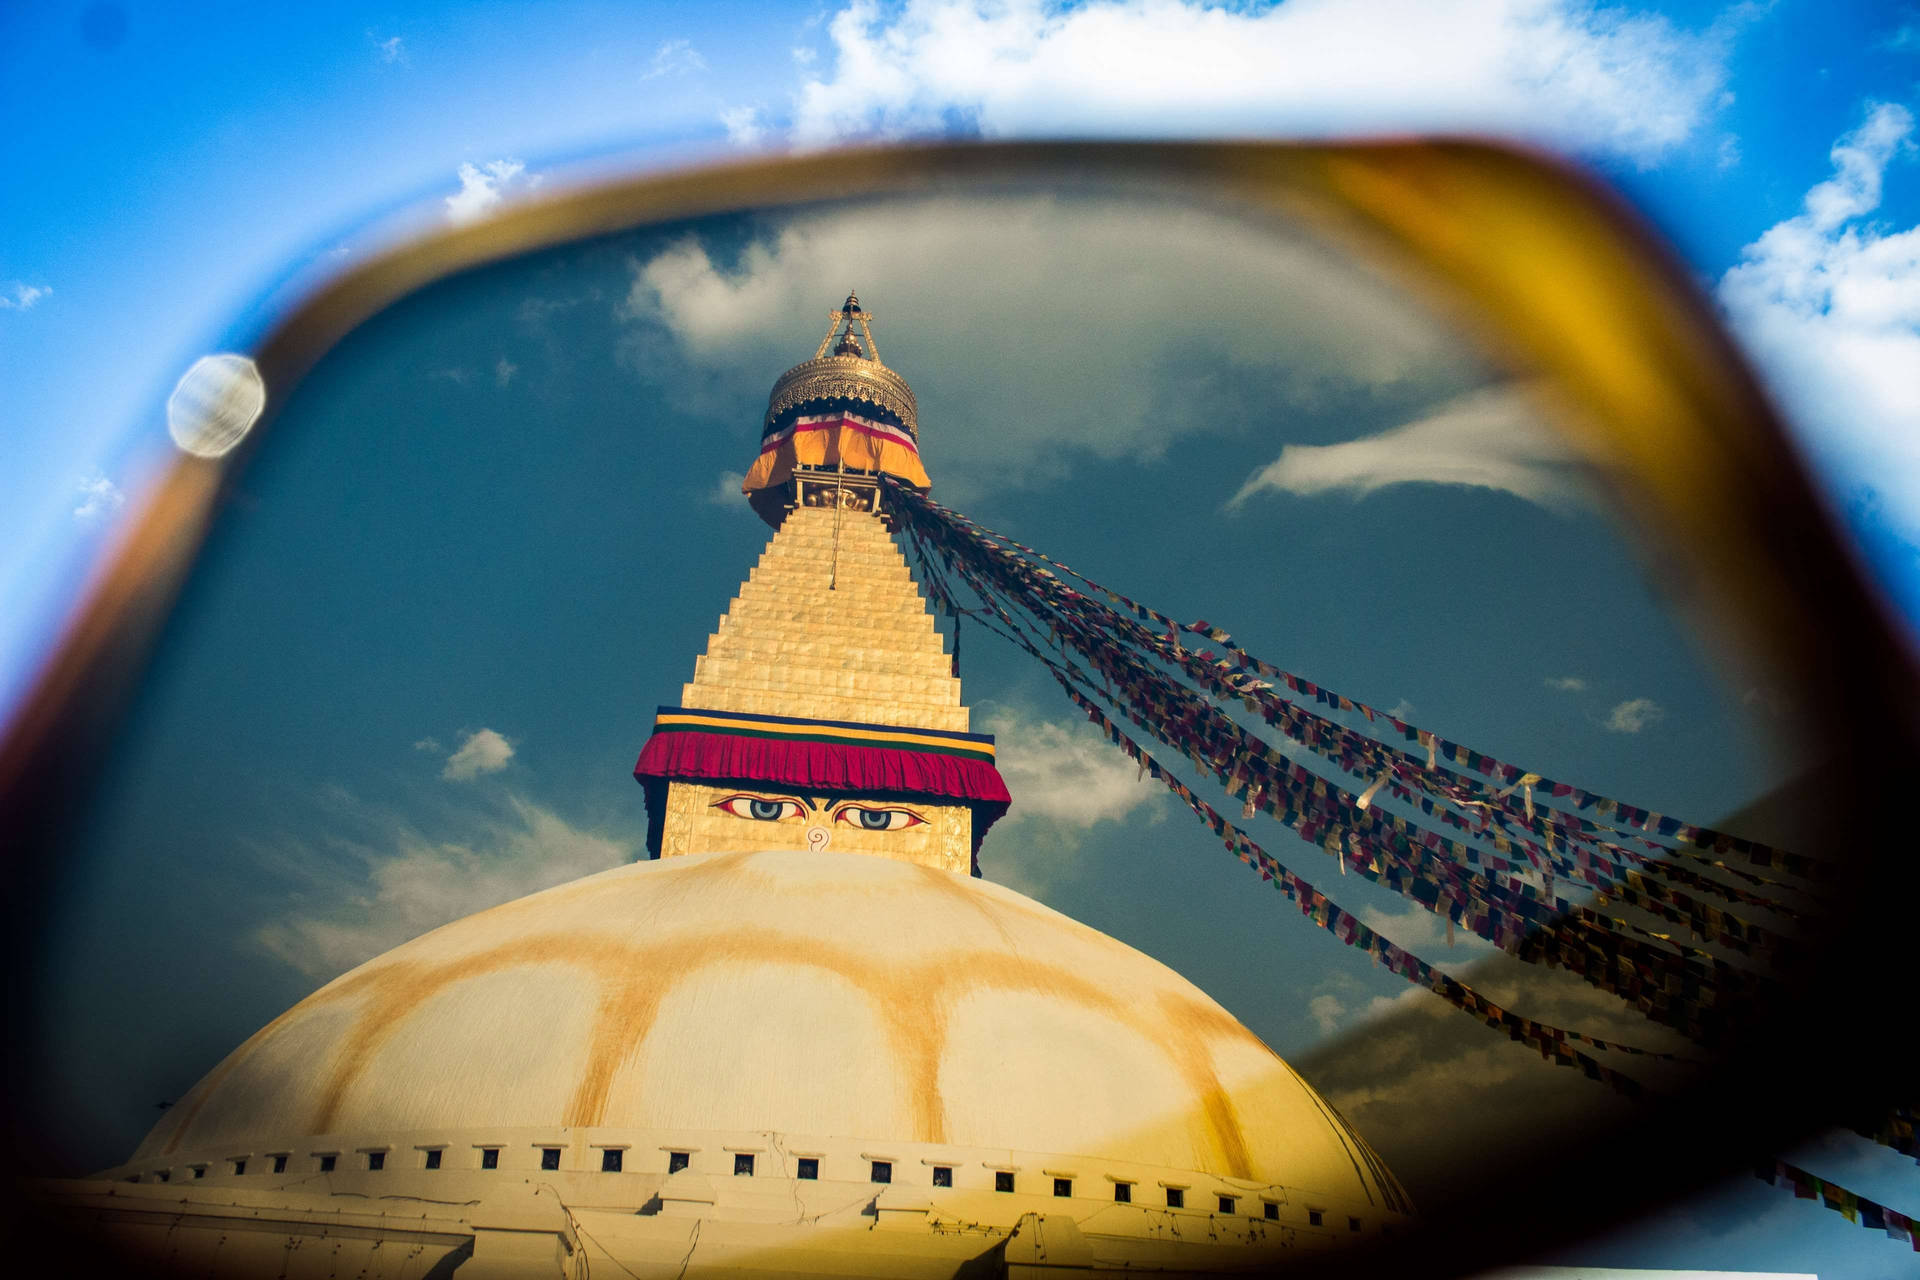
{"left": 634, "top": 295, "right": 1010, "bottom": 875}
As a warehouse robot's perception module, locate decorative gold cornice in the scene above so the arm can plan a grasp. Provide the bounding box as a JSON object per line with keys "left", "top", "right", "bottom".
{"left": 765, "top": 354, "right": 919, "bottom": 437}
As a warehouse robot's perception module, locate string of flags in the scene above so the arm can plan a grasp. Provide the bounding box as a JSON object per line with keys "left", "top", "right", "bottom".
{"left": 890, "top": 482, "right": 1788, "bottom": 1043}
{"left": 916, "top": 490, "right": 1825, "bottom": 883}
{"left": 1757, "top": 1160, "right": 1918, "bottom": 1252}
{"left": 882, "top": 478, "right": 1913, "bottom": 1243}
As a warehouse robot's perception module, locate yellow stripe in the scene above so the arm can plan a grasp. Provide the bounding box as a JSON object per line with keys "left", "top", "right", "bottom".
{"left": 655, "top": 712, "right": 994, "bottom": 758}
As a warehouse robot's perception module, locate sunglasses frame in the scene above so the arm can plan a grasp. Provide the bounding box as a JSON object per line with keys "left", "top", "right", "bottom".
{"left": 5, "top": 140, "right": 1914, "bottom": 1277}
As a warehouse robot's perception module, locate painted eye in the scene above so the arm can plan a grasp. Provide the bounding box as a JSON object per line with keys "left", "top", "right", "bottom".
{"left": 713, "top": 795, "right": 804, "bottom": 821}
{"left": 835, "top": 806, "right": 925, "bottom": 831}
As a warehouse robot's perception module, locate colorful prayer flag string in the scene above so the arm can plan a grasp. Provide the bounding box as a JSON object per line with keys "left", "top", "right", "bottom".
{"left": 1756, "top": 1160, "right": 1919, "bottom": 1251}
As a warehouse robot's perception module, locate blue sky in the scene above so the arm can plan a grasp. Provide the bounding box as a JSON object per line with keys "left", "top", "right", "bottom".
{"left": 5, "top": 2, "right": 1917, "bottom": 1276}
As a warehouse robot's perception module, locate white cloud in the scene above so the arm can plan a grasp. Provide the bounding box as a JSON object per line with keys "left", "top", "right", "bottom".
{"left": 1308, "top": 992, "right": 1347, "bottom": 1034}
{"left": 445, "top": 159, "right": 539, "bottom": 225}
{"left": 976, "top": 704, "right": 1165, "bottom": 898}
{"left": 706, "top": 469, "right": 747, "bottom": 505}
{"left": 1717, "top": 103, "right": 1920, "bottom": 551}
{"left": 494, "top": 356, "right": 518, "bottom": 388}
{"left": 719, "top": 105, "right": 767, "bottom": 147}
{"left": 986, "top": 706, "right": 1162, "bottom": 830}
{"left": 370, "top": 32, "right": 408, "bottom": 65}
{"left": 73, "top": 471, "right": 124, "bottom": 522}
{"left": 1603, "top": 696, "right": 1663, "bottom": 733}
{"left": 1385, "top": 699, "right": 1416, "bottom": 720}
{"left": 411, "top": 736, "right": 442, "bottom": 753}
{"left": 791, "top": 0, "right": 1732, "bottom": 164}
{"left": 442, "top": 727, "right": 515, "bottom": 780}
{"left": 1544, "top": 675, "right": 1587, "bottom": 692}
{"left": 620, "top": 194, "right": 1470, "bottom": 499}
{"left": 0, "top": 282, "right": 50, "bottom": 310}
{"left": 254, "top": 795, "right": 632, "bottom": 980}
{"left": 792, "top": 45, "right": 817, "bottom": 66}
{"left": 1359, "top": 900, "right": 1494, "bottom": 959}
{"left": 1231, "top": 383, "right": 1589, "bottom": 511}
{"left": 642, "top": 37, "right": 706, "bottom": 81}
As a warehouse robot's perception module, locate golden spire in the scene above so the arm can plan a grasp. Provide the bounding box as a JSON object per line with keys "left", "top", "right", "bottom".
{"left": 745, "top": 291, "right": 931, "bottom": 527}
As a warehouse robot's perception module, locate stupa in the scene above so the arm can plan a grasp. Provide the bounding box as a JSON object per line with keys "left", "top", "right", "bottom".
{"left": 38, "top": 296, "right": 1412, "bottom": 1278}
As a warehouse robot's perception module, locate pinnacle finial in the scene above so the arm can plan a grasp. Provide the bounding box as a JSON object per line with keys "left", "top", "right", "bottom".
{"left": 813, "top": 290, "right": 880, "bottom": 363}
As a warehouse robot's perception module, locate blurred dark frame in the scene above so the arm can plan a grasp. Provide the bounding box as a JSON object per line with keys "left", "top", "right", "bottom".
{"left": 4, "top": 141, "right": 1914, "bottom": 1277}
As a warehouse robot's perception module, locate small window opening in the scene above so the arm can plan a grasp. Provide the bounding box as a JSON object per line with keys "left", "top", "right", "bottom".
{"left": 931, "top": 1165, "right": 952, "bottom": 1188}
{"left": 1349, "top": 1216, "right": 1362, "bottom": 1232}
{"left": 1307, "top": 1209, "right": 1325, "bottom": 1227}
{"left": 317, "top": 1155, "right": 336, "bottom": 1174}
{"left": 1165, "top": 1187, "right": 1184, "bottom": 1209}
{"left": 994, "top": 1171, "right": 1015, "bottom": 1193}
{"left": 271, "top": 1154, "right": 288, "bottom": 1174}
{"left": 539, "top": 1147, "right": 561, "bottom": 1171}
{"left": 1053, "top": 1178, "right": 1073, "bottom": 1198}
{"left": 1218, "top": 1195, "right": 1236, "bottom": 1214}
{"left": 367, "top": 1152, "right": 385, "bottom": 1172}
{"left": 155, "top": 1170, "right": 169, "bottom": 1183}
{"left": 796, "top": 1157, "right": 818, "bottom": 1180}
{"left": 192, "top": 1166, "right": 206, "bottom": 1179}
{"left": 480, "top": 1148, "right": 500, "bottom": 1170}
{"left": 1113, "top": 1182, "right": 1132, "bottom": 1203}
{"left": 870, "top": 1161, "right": 892, "bottom": 1184}
{"left": 424, "top": 1149, "right": 442, "bottom": 1170}
{"left": 1263, "top": 1201, "right": 1279, "bottom": 1221}
{"left": 602, "top": 1149, "right": 623, "bottom": 1173}
{"left": 667, "top": 1150, "right": 690, "bottom": 1174}
{"left": 125, "top": 1175, "right": 139, "bottom": 1184}
{"left": 232, "top": 1159, "right": 246, "bottom": 1176}
{"left": 734, "top": 1153, "right": 754, "bottom": 1177}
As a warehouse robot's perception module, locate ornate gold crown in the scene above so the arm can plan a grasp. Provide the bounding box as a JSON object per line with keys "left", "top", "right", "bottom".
{"left": 764, "top": 292, "right": 919, "bottom": 437}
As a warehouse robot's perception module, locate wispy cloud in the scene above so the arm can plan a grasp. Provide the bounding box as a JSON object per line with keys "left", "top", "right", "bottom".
{"left": 1717, "top": 102, "right": 1920, "bottom": 559}
{"left": 1231, "top": 384, "right": 1589, "bottom": 512}
{"left": 792, "top": 0, "right": 1734, "bottom": 163}
{"left": 445, "top": 159, "right": 540, "bottom": 225}
{"left": 73, "top": 471, "right": 125, "bottom": 522}
{"left": 705, "top": 470, "right": 747, "bottom": 505}
{"left": 369, "top": 31, "right": 408, "bottom": 65}
{"left": 1308, "top": 992, "right": 1349, "bottom": 1035}
{"left": 1604, "top": 697, "right": 1664, "bottom": 733}
{"left": 493, "top": 356, "right": 518, "bottom": 388}
{"left": 719, "top": 105, "right": 766, "bottom": 147}
{"left": 254, "top": 793, "right": 632, "bottom": 980}
{"left": 442, "top": 728, "right": 515, "bottom": 780}
{"left": 0, "top": 282, "right": 50, "bottom": 310}
{"left": 1544, "top": 675, "right": 1587, "bottom": 692}
{"left": 642, "top": 37, "right": 706, "bottom": 81}
{"left": 977, "top": 704, "right": 1164, "bottom": 897}
{"left": 986, "top": 706, "right": 1162, "bottom": 831}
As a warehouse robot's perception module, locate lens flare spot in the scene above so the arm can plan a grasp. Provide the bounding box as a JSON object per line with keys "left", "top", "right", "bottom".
{"left": 167, "top": 354, "right": 265, "bottom": 458}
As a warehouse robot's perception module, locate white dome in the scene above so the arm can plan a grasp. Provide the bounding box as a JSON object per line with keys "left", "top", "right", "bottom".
{"left": 137, "top": 850, "right": 1404, "bottom": 1209}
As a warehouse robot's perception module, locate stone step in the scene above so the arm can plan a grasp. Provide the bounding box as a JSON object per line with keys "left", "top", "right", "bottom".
{"left": 691, "top": 656, "right": 962, "bottom": 704}
{"left": 680, "top": 686, "right": 972, "bottom": 733}
{"left": 699, "top": 640, "right": 955, "bottom": 678}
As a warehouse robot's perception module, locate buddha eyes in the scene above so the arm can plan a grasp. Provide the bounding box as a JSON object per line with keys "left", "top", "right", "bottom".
{"left": 710, "top": 794, "right": 925, "bottom": 831}
{"left": 835, "top": 806, "right": 925, "bottom": 831}
{"left": 712, "top": 795, "right": 805, "bottom": 822}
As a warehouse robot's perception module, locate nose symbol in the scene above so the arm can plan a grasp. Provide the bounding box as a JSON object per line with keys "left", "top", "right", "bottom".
{"left": 806, "top": 826, "right": 831, "bottom": 853}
